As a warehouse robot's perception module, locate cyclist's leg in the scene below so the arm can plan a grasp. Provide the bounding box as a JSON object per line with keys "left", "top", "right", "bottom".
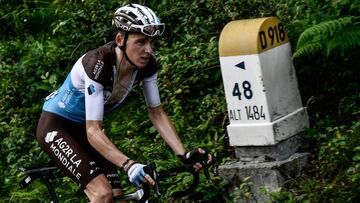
{"left": 84, "top": 174, "right": 113, "bottom": 203}
{"left": 36, "top": 111, "right": 119, "bottom": 202}
{"left": 76, "top": 128, "right": 124, "bottom": 198}
{"left": 100, "top": 162, "right": 123, "bottom": 197}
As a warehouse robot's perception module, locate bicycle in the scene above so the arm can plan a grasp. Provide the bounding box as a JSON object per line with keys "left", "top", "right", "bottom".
{"left": 19, "top": 153, "right": 212, "bottom": 202}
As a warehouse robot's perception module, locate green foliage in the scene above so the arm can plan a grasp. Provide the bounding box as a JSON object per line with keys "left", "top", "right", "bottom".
{"left": 1, "top": 0, "right": 359, "bottom": 202}
{"left": 295, "top": 121, "right": 360, "bottom": 202}
{"left": 294, "top": 16, "right": 360, "bottom": 58}
{"left": 261, "top": 187, "right": 309, "bottom": 203}
{"left": 229, "top": 176, "right": 254, "bottom": 202}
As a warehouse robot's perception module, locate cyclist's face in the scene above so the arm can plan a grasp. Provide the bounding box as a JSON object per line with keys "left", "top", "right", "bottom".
{"left": 122, "top": 33, "right": 155, "bottom": 68}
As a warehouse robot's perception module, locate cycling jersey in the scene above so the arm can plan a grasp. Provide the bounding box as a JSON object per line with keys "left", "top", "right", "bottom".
{"left": 43, "top": 41, "right": 161, "bottom": 123}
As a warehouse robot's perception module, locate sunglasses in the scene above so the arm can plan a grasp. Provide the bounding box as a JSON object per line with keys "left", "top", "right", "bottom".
{"left": 132, "top": 24, "right": 165, "bottom": 37}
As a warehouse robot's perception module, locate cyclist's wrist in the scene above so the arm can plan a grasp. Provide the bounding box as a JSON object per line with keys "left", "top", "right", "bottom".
{"left": 121, "top": 158, "right": 135, "bottom": 172}
{"left": 178, "top": 151, "right": 193, "bottom": 165}
{"left": 178, "top": 148, "right": 209, "bottom": 164}
{"left": 177, "top": 151, "right": 188, "bottom": 161}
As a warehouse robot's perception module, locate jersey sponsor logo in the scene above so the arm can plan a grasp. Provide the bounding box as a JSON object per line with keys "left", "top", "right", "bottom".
{"left": 88, "top": 161, "right": 100, "bottom": 175}
{"left": 93, "top": 60, "right": 104, "bottom": 80}
{"left": 48, "top": 135, "right": 82, "bottom": 180}
{"left": 104, "top": 91, "right": 112, "bottom": 101}
{"left": 57, "top": 89, "right": 74, "bottom": 109}
{"left": 45, "top": 131, "right": 58, "bottom": 143}
{"left": 87, "top": 84, "right": 96, "bottom": 95}
{"left": 45, "top": 90, "right": 58, "bottom": 101}
{"left": 106, "top": 173, "right": 119, "bottom": 178}
{"left": 58, "top": 101, "right": 65, "bottom": 108}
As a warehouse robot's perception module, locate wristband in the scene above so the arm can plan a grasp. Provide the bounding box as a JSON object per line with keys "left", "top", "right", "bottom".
{"left": 124, "top": 161, "right": 136, "bottom": 172}
{"left": 122, "top": 158, "right": 131, "bottom": 169}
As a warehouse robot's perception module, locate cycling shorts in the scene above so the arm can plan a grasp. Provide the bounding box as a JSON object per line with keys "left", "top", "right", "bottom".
{"left": 36, "top": 111, "right": 121, "bottom": 189}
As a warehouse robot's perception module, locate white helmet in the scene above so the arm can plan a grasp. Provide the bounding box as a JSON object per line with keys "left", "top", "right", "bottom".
{"left": 112, "top": 4, "right": 165, "bottom": 37}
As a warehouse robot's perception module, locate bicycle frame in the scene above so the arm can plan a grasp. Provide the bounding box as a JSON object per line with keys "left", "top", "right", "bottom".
{"left": 19, "top": 166, "right": 59, "bottom": 203}
{"left": 19, "top": 161, "right": 209, "bottom": 203}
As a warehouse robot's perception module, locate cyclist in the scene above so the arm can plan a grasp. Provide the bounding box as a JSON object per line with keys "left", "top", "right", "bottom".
{"left": 36, "top": 4, "right": 212, "bottom": 203}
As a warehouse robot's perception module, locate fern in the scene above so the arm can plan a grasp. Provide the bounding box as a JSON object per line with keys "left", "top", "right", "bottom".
{"left": 293, "top": 16, "right": 360, "bottom": 59}
{"left": 327, "top": 22, "right": 360, "bottom": 55}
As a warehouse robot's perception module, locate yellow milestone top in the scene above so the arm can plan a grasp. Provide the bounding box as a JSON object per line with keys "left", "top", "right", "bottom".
{"left": 219, "top": 17, "right": 289, "bottom": 56}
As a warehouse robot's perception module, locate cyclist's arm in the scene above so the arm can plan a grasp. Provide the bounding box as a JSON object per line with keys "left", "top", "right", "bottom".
{"left": 143, "top": 73, "right": 185, "bottom": 155}
{"left": 143, "top": 76, "right": 212, "bottom": 170}
{"left": 86, "top": 121, "right": 155, "bottom": 185}
{"left": 148, "top": 105, "right": 186, "bottom": 155}
{"left": 148, "top": 106, "right": 212, "bottom": 171}
{"left": 84, "top": 74, "right": 129, "bottom": 168}
{"left": 86, "top": 120, "right": 129, "bottom": 167}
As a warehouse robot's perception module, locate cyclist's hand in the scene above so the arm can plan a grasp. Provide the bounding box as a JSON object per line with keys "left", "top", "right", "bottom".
{"left": 179, "top": 148, "right": 213, "bottom": 171}
{"left": 127, "top": 163, "right": 155, "bottom": 187}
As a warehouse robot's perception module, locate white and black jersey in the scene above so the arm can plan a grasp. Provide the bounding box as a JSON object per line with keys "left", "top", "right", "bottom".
{"left": 43, "top": 41, "right": 161, "bottom": 123}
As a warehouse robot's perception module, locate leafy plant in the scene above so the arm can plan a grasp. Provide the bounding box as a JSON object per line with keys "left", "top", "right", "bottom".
{"left": 293, "top": 16, "right": 360, "bottom": 59}
{"left": 1, "top": 0, "right": 360, "bottom": 202}
{"left": 298, "top": 121, "right": 360, "bottom": 202}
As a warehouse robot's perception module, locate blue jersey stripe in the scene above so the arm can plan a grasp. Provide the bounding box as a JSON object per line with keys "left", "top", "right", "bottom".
{"left": 43, "top": 74, "right": 86, "bottom": 123}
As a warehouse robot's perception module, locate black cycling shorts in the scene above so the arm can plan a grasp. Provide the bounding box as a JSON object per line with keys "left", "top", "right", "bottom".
{"left": 36, "top": 111, "right": 121, "bottom": 189}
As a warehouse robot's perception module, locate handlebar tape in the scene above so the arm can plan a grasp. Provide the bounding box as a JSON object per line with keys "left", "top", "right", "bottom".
{"left": 138, "top": 184, "right": 151, "bottom": 203}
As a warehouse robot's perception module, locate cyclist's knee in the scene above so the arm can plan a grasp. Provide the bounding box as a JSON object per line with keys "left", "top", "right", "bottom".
{"left": 85, "top": 175, "right": 114, "bottom": 203}
{"left": 85, "top": 187, "right": 113, "bottom": 203}
{"left": 112, "top": 188, "right": 123, "bottom": 196}
{"left": 96, "top": 189, "right": 113, "bottom": 203}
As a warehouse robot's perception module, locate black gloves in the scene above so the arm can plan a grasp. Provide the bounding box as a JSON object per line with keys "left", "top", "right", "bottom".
{"left": 178, "top": 148, "right": 210, "bottom": 166}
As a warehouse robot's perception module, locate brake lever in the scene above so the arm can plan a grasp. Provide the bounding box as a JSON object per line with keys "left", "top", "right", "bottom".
{"left": 199, "top": 152, "right": 212, "bottom": 183}
{"left": 147, "top": 162, "right": 161, "bottom": 196}
{"left": 145, "top": 153, "right": 214, "bottom": 199}
{"left": 203, "top": 166, "right": 212, "bottom": 183}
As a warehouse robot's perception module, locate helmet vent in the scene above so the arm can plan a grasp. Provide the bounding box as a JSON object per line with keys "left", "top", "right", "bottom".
{"left": 112, "top": 4, "right": 164, "bottom": 36}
